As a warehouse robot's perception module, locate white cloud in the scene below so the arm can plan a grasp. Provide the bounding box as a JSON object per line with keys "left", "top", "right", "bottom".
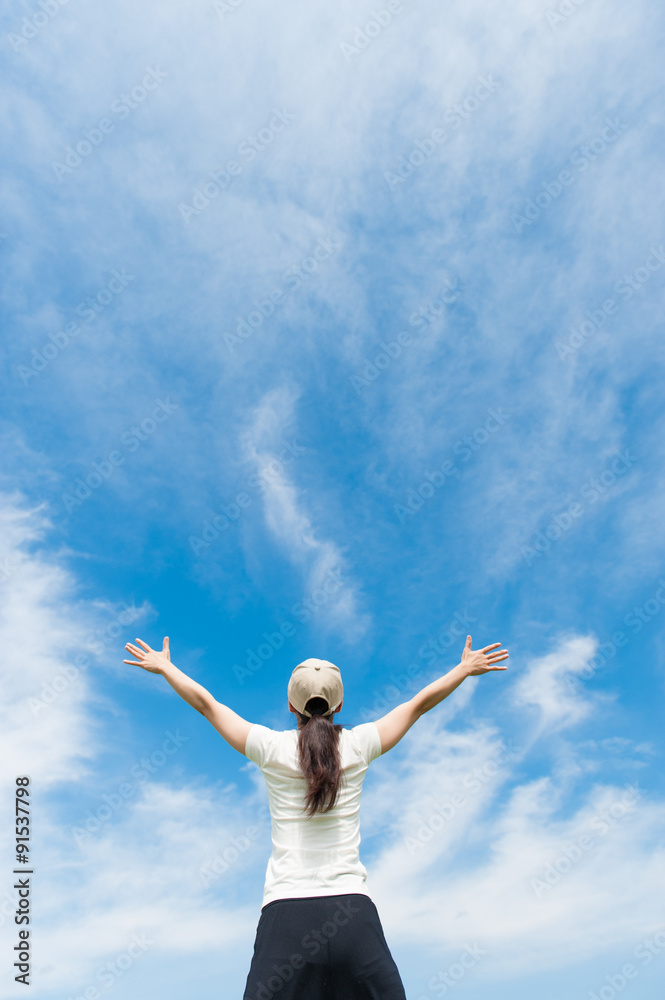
{"left": 0, "top": 492, "right": 269, "bottom": 996}
{"left": 359, "top": 636, "right": 665, "bottom": 981}
{"left": 0, "top": 495, "right": 663, "bottom": 996}
{"left": 2, "top": 1, "right": 663, "bottom": 995}
{"left": 0, "top": 491, "right": 99, "bottom": 793}
{"left": 241, "top": 386, "right": 371, "bottom": 639}
{"left": 511, "top": 633, "right": 616, "bottom": 735}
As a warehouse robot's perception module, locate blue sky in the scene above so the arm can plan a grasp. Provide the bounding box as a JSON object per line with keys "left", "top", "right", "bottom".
{"left": 1, "top": 0, "right": 665, "bottom": 996}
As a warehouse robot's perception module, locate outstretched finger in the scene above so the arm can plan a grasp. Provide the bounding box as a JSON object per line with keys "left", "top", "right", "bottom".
{"left": 135, "top": 638, "right": 152, "bottom": 651}
{"left": 480, "top": 642, "right": 503, "bottom": 653}
{"left": 123, "top": 659, "right": 142, "bottom": 666}
{"left": 125, "top": 643, "right": 143, "bottom": 656}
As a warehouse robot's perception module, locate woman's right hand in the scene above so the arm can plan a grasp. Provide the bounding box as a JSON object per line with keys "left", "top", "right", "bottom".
{"left": 123, "top": 636, "right": 172, "bottom": 675}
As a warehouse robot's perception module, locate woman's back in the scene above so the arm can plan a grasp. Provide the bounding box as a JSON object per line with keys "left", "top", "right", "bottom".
{"left": 245, "top": 721, "right": 382, "bottom": 908}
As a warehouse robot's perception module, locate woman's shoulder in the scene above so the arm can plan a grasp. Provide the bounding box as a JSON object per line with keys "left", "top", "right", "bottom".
{"left": 245, "top": 724, "right": 295, "bottom": 767}
{"left": 341, "top": 722, "right": 382, "bottom": 767}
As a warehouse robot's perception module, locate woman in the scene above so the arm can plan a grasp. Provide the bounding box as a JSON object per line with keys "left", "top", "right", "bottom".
{"left": 124, "top": 634, "right": 509, "bottom": 998}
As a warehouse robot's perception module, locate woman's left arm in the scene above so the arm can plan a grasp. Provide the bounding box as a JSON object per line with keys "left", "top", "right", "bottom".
{"left": 124, "top": 636, "right": 253, "bottom": 755}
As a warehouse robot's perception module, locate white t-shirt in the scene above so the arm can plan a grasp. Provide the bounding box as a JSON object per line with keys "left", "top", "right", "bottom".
{"left": 244, "top": 721, "right": 383, "bottom": 908}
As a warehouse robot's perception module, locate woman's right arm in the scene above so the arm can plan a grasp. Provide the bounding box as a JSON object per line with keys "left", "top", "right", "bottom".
{"left": 124, "top": 636, "right": 214, "bottom": 713}
{"left": 124, "top": 636, "right": 253, "bottom": 755}
{"left": 373, "top": 635, "right": 509, "bottom": 754}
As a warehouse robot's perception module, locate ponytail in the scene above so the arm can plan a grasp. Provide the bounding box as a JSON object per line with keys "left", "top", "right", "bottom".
{"left": 295, "top": 697, "right": 344, "bottom": 816}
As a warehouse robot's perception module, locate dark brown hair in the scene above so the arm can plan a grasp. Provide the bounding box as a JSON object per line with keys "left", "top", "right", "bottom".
{"left": 295, "top": 697, "right": 345, "bottom": 816}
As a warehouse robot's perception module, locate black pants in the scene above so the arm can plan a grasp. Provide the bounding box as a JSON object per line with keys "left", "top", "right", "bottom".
{"left": 242, "top": 893, "right": 407, "bottom": 999}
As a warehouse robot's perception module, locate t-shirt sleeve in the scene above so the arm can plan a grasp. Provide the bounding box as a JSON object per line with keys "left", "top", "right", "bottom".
{"left": 351, "top": 722, "right": 383, "bottom": 767}
{"left": 244, "top": 724, "right": 278, "bottom": 768}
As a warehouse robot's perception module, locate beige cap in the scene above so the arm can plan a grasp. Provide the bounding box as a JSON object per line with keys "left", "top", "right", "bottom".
{"left": 288, "top": 658, "right": 343, "bottom": 717}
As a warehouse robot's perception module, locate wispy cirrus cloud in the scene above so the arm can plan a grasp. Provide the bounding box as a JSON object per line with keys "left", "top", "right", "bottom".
{"left": 2, "top": 0, "right": 664, "bottom": 996}
{"left": 240, "top": 386, "right": 371, "bottom": 640}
